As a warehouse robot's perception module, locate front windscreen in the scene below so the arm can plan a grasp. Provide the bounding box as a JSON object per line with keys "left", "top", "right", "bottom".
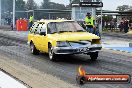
{"left": 47, "top": 21, "right": 86, "bottom": 34}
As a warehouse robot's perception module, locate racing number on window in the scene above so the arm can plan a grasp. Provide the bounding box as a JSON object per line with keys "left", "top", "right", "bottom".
{"left": 36, "top": 23, "right": 46, "bottom": 35}
{"left": 36, "top": 24, "right": 42, "bottom": 34}
{"left": 41, "top": 24, "right": 46, "bottom": 33}
{"left": 30, "top": 23, "right": 38, "bottom": 33}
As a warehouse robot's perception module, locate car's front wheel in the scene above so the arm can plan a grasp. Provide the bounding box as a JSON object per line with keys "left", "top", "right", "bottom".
{"left": 90, "top": 52, "right": 98, "bottom": 61}
{"left": 48, "top": 45, "right": 57, "bottom": 61}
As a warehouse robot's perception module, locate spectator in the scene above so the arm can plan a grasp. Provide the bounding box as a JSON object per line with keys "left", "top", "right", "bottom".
{"left": 11, "top": 23, "right": 13, "bottom": 30}
{"left": 129, "top": 19, "right": 132, "bottom": 29}
{"left": 85, "top": 13, "right": 95, "bottom": 33}
{"left": 119, "top": 22, "right": 124, "bottom": 32}
{"left": 29, "top": 15, "right": 34, "bottom": 29}
{"left": 110, "top": 20, "right": 115, "bottom": 32}
{"left": 124, "top": 20, "right": 129, "bottom": 33}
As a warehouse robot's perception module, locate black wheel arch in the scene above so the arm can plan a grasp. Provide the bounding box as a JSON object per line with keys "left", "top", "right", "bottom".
{"left": 48, "top": 42, "right": 52, "bottom": 48}
{"left": 30, "top": 40, "right": 33, "bottom": 45}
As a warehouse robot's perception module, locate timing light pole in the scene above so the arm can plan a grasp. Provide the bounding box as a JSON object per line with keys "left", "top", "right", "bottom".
{"left": 100, "top": 0, "right": 103, "bottom": 33}
{"left": 0, "top": 0, "right": 1, "bottom": 26}
{"left": 13, "top": 0, "right": 16, "bottom": 29}
{"left": 96, "top": 0, "right": 103, "bottom": 33}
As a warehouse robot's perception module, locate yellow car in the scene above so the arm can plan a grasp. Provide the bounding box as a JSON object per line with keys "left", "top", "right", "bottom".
{"left": 28, "top": 20, "right": 102, "bottom": 61}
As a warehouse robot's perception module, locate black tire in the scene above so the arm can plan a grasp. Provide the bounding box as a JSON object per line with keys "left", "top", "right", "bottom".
{"left": 90, "top": 52, "right": 98, "bottom": 61}
{"left": 30, "top": 42, "right": 39, "bottom": 55}
{"left": 48, "top": 44, "right": 57, "bottom": 61}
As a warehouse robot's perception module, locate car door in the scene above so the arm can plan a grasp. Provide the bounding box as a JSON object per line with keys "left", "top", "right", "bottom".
{"left": 37, "top": 23, "right": 48, "bottom": 52}
{"left": 33, "top": 23, "right": 42, "bottom": 50}
{"left": 28, "top": 22, "right": 39, "bottom": 45}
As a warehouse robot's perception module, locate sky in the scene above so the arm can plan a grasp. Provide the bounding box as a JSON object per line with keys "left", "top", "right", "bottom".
{"left": 24, "top": 0, "right": 132, "bottom": 11}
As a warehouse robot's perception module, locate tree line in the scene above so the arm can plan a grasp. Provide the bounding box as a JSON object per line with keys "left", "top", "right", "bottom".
{"left": 1, "top": 0, "right": 71, "bottom": 19}
{"left": 1, "top": 0, "right": 132, "bottom": 21}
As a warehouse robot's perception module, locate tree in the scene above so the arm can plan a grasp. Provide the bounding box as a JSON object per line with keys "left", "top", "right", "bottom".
{"left": 40, "top": 0, "right": 66, "bottom": 9}
{"left": 26, "top": 0, "right": 38, "bottom": 10}
{"left": 72, "top": 0, "right": 79, "bottom": 4}
{"left": 40, "top": 1, "right": 66, "bottom": 18}
{"left": 16, "top": 0, "right": 26, "bottom": 11}
{"left": 102, "top": 15, "right": 113, "bottom": 22}
{"left": 2, "top": 0, "right": 13, "bottom": 12}
{"left": 36, "top": 0, "right": 69, "bottom": 20}
{"left": 69, "top": 0, "right": 72, "bottom": 4}
{"left": 116, "top": 5, "right": 132, "bottom": 21}
{"left": 129, "top": 6, "right": 132, "bottom": 11}
{"left": 15, "top": 0, "right": 27, "bottom": 18}
{"left": 1, "top": 0, "right": 13, "bottom": 18}
{"left": 40, "top": 0, "right": 50, "bottom": 9}
{"left": 116, "top": 5, "right": 131, "bottom": 11}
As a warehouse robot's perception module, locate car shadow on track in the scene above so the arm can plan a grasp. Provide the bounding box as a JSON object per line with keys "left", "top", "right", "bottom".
{"left": 38, "top": 53, "right": 101, "bottom": 65}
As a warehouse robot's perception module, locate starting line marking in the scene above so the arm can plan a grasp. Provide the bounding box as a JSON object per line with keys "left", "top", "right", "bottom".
{"left": 0, "top": 71, "right": 27, "bottom": 88}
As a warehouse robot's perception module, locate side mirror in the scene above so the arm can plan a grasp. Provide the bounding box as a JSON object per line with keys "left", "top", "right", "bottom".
{"left": 40, "top": 32, "right": 46, "bottom": 36}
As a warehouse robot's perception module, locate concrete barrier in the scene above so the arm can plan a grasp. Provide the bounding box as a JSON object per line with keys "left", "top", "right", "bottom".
{"left": 129, "top": 43, "right": 132, "bottom": 47}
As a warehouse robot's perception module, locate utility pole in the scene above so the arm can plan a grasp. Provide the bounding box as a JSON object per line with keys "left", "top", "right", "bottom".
{"left": 13, "top": 0, "right": 15, "bottom": 29}
{"left": 80, "top": 0, "right": 83, "bottom": 21}
{"left": 100, "top": 0, "right": 103, "bottom": 33}
{"left": 0, "top": 0, "right": 1, "bottom": 26}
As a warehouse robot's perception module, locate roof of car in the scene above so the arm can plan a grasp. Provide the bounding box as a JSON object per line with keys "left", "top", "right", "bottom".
{"left": 37, "top": 19, "right": 74, "bottom": 23}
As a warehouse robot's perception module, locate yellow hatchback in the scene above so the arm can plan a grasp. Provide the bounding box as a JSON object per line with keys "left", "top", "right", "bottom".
{"left": 28, "top": 20, "right": 102, "bottom": 61}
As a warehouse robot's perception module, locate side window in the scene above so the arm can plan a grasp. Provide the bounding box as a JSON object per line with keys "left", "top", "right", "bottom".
{"left": 30, "top": 23, "right": 38, "bottom": 33}
{"left": 41, "top": 24, "right": 46, "bottom": 33}
{"left": 47, "top": 22, "right": 57, "bottom": 34}
{"left": 35, "top": 23, "right": 46, "bottom": 35}
{"left": 35, "top": 23, "right": 42, "bottom": 34}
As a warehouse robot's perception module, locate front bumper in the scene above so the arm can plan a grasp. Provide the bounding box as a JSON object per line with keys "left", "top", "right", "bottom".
{"left": 53, "top": 44, "right": 102, "bottom": 54}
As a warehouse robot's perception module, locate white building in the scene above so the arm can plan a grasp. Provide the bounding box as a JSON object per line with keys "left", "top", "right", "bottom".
{"left": 72, "top": 0, "right": 102, "bottom": 21}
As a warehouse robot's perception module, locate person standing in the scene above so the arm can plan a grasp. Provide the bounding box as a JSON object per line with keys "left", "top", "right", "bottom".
{"left": 85, "top": 13, "right": 95, "bottom": 33}
{"left": 110, "top": 20, "right": 115, "bottom": 32}
{"left": 124, "top": 19, "right": 129, "bottom": 33}
{"left": 29, "top": 15, "right": 34, "bottom": 29}
{"left": 119, "top": 22, "right": 124, "bottom": 32}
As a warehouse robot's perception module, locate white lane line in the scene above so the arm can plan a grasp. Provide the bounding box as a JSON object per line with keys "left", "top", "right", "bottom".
{"left": 0, "top": 71, "right": 27, "bottom": 88}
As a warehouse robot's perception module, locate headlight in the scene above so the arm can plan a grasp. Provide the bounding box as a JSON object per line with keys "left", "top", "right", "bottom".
{"left": 57, "top": 41, "right": 70, "bottom": 47}
{"left": 92, "top": 39, "right": 101, "bottom": 44}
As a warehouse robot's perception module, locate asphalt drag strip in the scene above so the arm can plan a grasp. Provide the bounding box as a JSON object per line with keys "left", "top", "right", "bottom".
{"left": 0, "top": 31, "right": 132, "bottom": 88}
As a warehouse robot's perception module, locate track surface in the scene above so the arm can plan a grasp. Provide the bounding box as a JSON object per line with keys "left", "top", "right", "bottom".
{"left": 0, "top": 33, "right": 132, "bottom": 88}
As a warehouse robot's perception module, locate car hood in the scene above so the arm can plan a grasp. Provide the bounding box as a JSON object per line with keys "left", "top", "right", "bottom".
{"left": 48, "top": 32, "right": 100, "bottom": 41}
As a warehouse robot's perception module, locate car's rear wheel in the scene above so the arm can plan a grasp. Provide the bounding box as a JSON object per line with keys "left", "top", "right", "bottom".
{"left": 90, "top": 52, "right": 98, "bottom": 61}
{"left": 48, "top": 44, "right": 57, "bottom": 61}
{"left": 30, "top": 42, "right": 39, "bottom": 55}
